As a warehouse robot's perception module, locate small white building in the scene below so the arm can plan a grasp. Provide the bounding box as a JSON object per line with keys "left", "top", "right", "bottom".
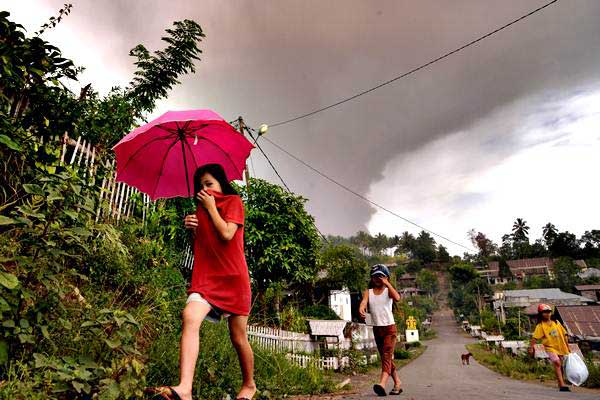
{"left": 329, "top": 288, "right": 352, "bottom": 321}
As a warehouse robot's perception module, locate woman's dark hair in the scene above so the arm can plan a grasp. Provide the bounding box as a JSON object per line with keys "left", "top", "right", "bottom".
{"left": 193, "top": 164, "right": 237, "bottom": 200}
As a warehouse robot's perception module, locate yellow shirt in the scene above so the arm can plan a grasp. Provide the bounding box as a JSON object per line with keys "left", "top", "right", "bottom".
{"left": 532, "top": 320, "right": 569, "bottom": 355}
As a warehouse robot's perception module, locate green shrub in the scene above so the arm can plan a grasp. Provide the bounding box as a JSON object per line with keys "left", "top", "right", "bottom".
{"left": 394, "top": 349, "right": 411, "bottom": 360}
{"left": 146, "top": 320, "right": 334, "bottom": 399}
{"left": 302, "top": 305, "right": 340, "bottom": 320}
{"left": 584, "top": 358, "right": 600, "bottom": 388}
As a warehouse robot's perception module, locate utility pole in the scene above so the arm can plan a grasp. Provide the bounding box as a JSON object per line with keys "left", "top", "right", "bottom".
{"left": 477, "top": 283, "right": 483, "bottom": 327}
{"left": 237, "top": 116, "right": 250, "bottom": 191}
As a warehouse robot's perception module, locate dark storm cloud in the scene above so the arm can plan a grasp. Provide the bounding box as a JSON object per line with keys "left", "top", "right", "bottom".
{"left": 16, "top": 0, "right": 600, "bottom": 237}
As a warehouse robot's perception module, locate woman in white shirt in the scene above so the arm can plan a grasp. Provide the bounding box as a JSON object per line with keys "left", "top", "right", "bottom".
{"left": 359, "top": 264, "right": 402, "bottom": 396}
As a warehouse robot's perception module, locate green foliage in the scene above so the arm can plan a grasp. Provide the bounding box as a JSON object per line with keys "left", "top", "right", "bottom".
{"left": 466, "top": 343, "right": 554, "bottom": 381}
{"left": 239, "top": 179, "right": 321, "bottom": 293}
{"left": 394, "top": 349, "right": 411, "bottom": 359}
{"left": 279, "top": 305, "right": 309, "bottom": 333}
{"left": 302, "top": 305, "right": 340, "bottom": 321}
{"left": 584, "top": 357, "right": 600, "bottom": 388}
{"left": 552, "top": 257, "right": 581, "bottom": 292}
{"left": 448, "top": 262, "right": 478, "bottom": 285}
{"left": 318, "top": 243, "right": 369, "bottom": 293}
{"left": 146, "top": 321, "right": 334, "bottom": 399}
{"left": 412, "top": 231, "right": 437, "bottom": 264}
{"left": 415, "top": 269, "right": 438, "bottom": 294}
{"left": 405, "top": 259, "right": 423, "bottom": 274}
{"left": 498, "top": 258, "right": 512, "bottom": 279}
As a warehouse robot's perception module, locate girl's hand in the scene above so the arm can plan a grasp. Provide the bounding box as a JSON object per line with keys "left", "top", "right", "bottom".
{"left": 359, "top": 305, "right": 367, "bottom": 319}
{"left": 184, "top": 214, "right": 198, "bottom": 230}
{"left": 196, "top": 190, "right": 216, "bottom": 211}
{"left": 381, "top": 276, "right": 390, "bottom": 286}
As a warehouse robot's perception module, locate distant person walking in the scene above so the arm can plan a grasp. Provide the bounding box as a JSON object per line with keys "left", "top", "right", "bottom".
{"left": 147, "top": 164, "right": 255, "bottom": 400}
{"left": 528, "top": 303, "right": 571, "bottom": 392}
{"left": 359, "top": 264, "right": 403, "bottom": 396}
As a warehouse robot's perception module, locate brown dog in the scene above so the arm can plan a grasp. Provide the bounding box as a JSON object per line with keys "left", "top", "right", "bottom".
{"left": 461, "top": 352, "right": 472, "bottom": 365}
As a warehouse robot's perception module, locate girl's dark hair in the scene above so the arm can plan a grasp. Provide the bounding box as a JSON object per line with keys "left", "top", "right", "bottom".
{"left": 193, "top": 164, "right": 237, "bottom": 200}
{"left": 536, "top": 310, "right": 557, "bottom": 324}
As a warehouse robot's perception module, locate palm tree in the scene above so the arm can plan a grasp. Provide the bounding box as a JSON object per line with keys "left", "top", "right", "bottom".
{"left": 542, "top": 222, "right": 558, "bottom": 246}
{"left": 512, "top": 218, "right": 530, "bottom": 242}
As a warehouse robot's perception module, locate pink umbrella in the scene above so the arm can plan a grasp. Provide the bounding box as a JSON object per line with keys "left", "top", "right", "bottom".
{"left": 112, "top": 109, "right": 254, "bottom": 200}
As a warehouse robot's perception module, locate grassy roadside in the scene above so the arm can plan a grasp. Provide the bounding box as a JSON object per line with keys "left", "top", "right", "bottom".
{"left": 466, "top": 343, "right": 554, "bottom": 382}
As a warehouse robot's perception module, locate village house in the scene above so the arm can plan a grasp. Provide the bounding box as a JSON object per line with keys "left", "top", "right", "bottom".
{"left": 328, "top": 288, "right": 352, "bottom": 321}
{"left": 575, "top": 284, "right": 600, "bottom": 302}
{"left": 492, "top": 288, "right": 593, "bottom": 323}
{"left": 397, "top": 273, "right": 417, "bottom": 288}
{"left": 479, "top": 257, "right": 554, "bottom": 285}
{"left": 400, "top": 287, "right": 425, "bottom": 297}
{"left": 578, "top": 267, "right": 600, "bottom": 280}
{"left": 556, "top": 305, "right": 600, "bottom": 351}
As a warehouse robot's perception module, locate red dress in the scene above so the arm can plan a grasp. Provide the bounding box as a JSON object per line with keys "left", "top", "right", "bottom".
{"left": 188, "top": 191, "right": 251, "bottom": 316}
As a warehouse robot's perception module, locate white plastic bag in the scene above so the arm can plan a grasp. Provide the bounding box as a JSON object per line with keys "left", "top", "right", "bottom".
{"left": 564, "top": 352, "right": 589, "bottom": 386}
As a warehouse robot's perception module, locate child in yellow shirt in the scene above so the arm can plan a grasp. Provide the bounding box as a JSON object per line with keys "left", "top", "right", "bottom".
{"left": 528, "top": 303, "right": 571, "bottom": 392}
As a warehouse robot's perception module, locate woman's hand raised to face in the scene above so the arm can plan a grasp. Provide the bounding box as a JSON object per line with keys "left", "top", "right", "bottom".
{"left": 184, "top": 214, "right": 198, "bottom": 230}
{"left": 196, "top": 189, "right": 216, "bottom": 211}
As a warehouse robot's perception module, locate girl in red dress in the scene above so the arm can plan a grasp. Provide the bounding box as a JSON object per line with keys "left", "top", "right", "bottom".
{"left": 151, "top": 164, "right": 255, "bottom": 400}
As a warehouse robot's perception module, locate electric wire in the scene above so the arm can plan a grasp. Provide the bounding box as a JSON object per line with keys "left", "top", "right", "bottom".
{"left": 260, "top": 134, "right": 476, "bottom": 252}
{"left": 269, "top": 0, "right": 559, "bottom": 128}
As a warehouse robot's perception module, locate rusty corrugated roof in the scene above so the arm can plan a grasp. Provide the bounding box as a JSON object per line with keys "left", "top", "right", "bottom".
{"left": 556, "top": 305, "right": 600, "bottom": 340}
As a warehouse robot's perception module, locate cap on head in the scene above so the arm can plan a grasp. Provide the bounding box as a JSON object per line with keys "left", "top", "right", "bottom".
{"left": 371, "top": 264, "right": 390, "bottom": 278}
{"left": 538, "top": 303, "right": 553, "bottom": 313}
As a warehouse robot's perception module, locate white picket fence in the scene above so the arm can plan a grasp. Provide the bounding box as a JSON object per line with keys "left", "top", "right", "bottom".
{"left": 246, "top": 325, "right": 317, "bottom": 353}
{"left": 285, "top": 353, "right": 346, "bottom": 370}
{"left": 246, "top": 324, "right": 378, "bottom": 371}
{"left": 40, "top": 133, "right": 153, "bottom": 223}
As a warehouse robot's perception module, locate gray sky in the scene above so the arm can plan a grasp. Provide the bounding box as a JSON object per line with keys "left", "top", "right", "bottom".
{"left": 7, "top": 1, "right": 600, "bottom": 254}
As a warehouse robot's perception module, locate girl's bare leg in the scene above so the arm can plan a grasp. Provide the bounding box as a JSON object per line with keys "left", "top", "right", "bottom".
{"left": 392, "top": 369, "right": 402, "bottom": 389}
{"left": 228, "top": 315, "right": 257, "bottom": 399}
{"left": 378, "top": 371, "right": 390, "bottom": 387}
{"left": 553, "top": 360, "right": 566, "bottom": 387}
{"left": 171, "top": 301, "right": 212, "bottom": 400}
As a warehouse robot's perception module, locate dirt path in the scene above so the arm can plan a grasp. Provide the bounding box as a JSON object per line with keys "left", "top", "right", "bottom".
{"left": 303, "top": 308, "right": 598, "bottom": 399}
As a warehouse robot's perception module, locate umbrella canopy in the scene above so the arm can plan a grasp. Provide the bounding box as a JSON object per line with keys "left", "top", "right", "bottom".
{"left": 112, "top": 110, "right": 254, "bottom": 200}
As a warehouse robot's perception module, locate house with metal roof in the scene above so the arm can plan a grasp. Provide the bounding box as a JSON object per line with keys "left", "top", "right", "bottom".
{"left": 555, "top": 305, "right": 600, "bottom": 349}
{"left": 575, "top": 284, "right": 600, "bottom": 302}
{"left": 493, "top": 288, "right": 593, "bottom": 322}
{"left": 479, "top": 257, "right": 593, "bottom": 285}
{"left": 578, "top": 267, "right": 600, "bottom": 280}
{"left": 479, "top": 257, "right": 554, "bottom": 285}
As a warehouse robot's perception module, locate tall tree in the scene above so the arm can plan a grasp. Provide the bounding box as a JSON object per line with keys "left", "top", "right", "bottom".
{"left": 512, "top": 218, "right": 530, "bottom": 243}
{"left": 542, "top": 222, "right": 558, "bottom": 247}
{"left": 319, "top": 244, "right": 369, "bottom": 293}
{"left": 413, "top": 231, "right": 437, "bottom": 263}
{"left": 468, "top": 229, "right": 498, "bottom": 259}
{"left": 549, "top": 231, "right": 581, "bottom": 259}
{"left": 239, "top": 179, "right": 321, "bottom": 295}
{"left": 498, "top": 258, "right": 513, "bottom": 279}
{"left": 437, "top": 244, "right": 451, "bottom": 263}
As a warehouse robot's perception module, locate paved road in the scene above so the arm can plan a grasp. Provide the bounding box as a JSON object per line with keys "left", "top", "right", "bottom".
{"left": 337, "top": 308, "right": 598, "bottom": 399}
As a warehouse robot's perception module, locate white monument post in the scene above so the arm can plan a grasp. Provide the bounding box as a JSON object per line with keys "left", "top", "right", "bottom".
{"left": 405, "top": 316, "right": 419, "bottom": 343}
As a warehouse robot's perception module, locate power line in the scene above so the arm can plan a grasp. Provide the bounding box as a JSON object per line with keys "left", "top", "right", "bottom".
{"left": 244, "top": 128, "right": 291, "bottom": 192}
{"left": 269, "top": 0, "right": 559, "bottom": 128}
{"left": 244, "top": 127, "right": 329, "bottom": 242}
{"left": 261, "top": 135, "right": 476, "bottom": 252}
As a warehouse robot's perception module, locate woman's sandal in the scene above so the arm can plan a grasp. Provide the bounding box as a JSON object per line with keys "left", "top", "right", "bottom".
{"left": 144, "top": 386, "right": 182, "bottom": 400}
{"left": 373, "top": 384, "right": 387, "bottom": 396}
{"left": 389, "top": 387, "right": 403, "bottom": 395}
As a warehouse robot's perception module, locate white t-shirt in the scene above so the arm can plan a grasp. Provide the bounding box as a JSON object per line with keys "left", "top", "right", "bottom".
{"left": 368, "top": 287, "right": 395, "bottom": 326}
